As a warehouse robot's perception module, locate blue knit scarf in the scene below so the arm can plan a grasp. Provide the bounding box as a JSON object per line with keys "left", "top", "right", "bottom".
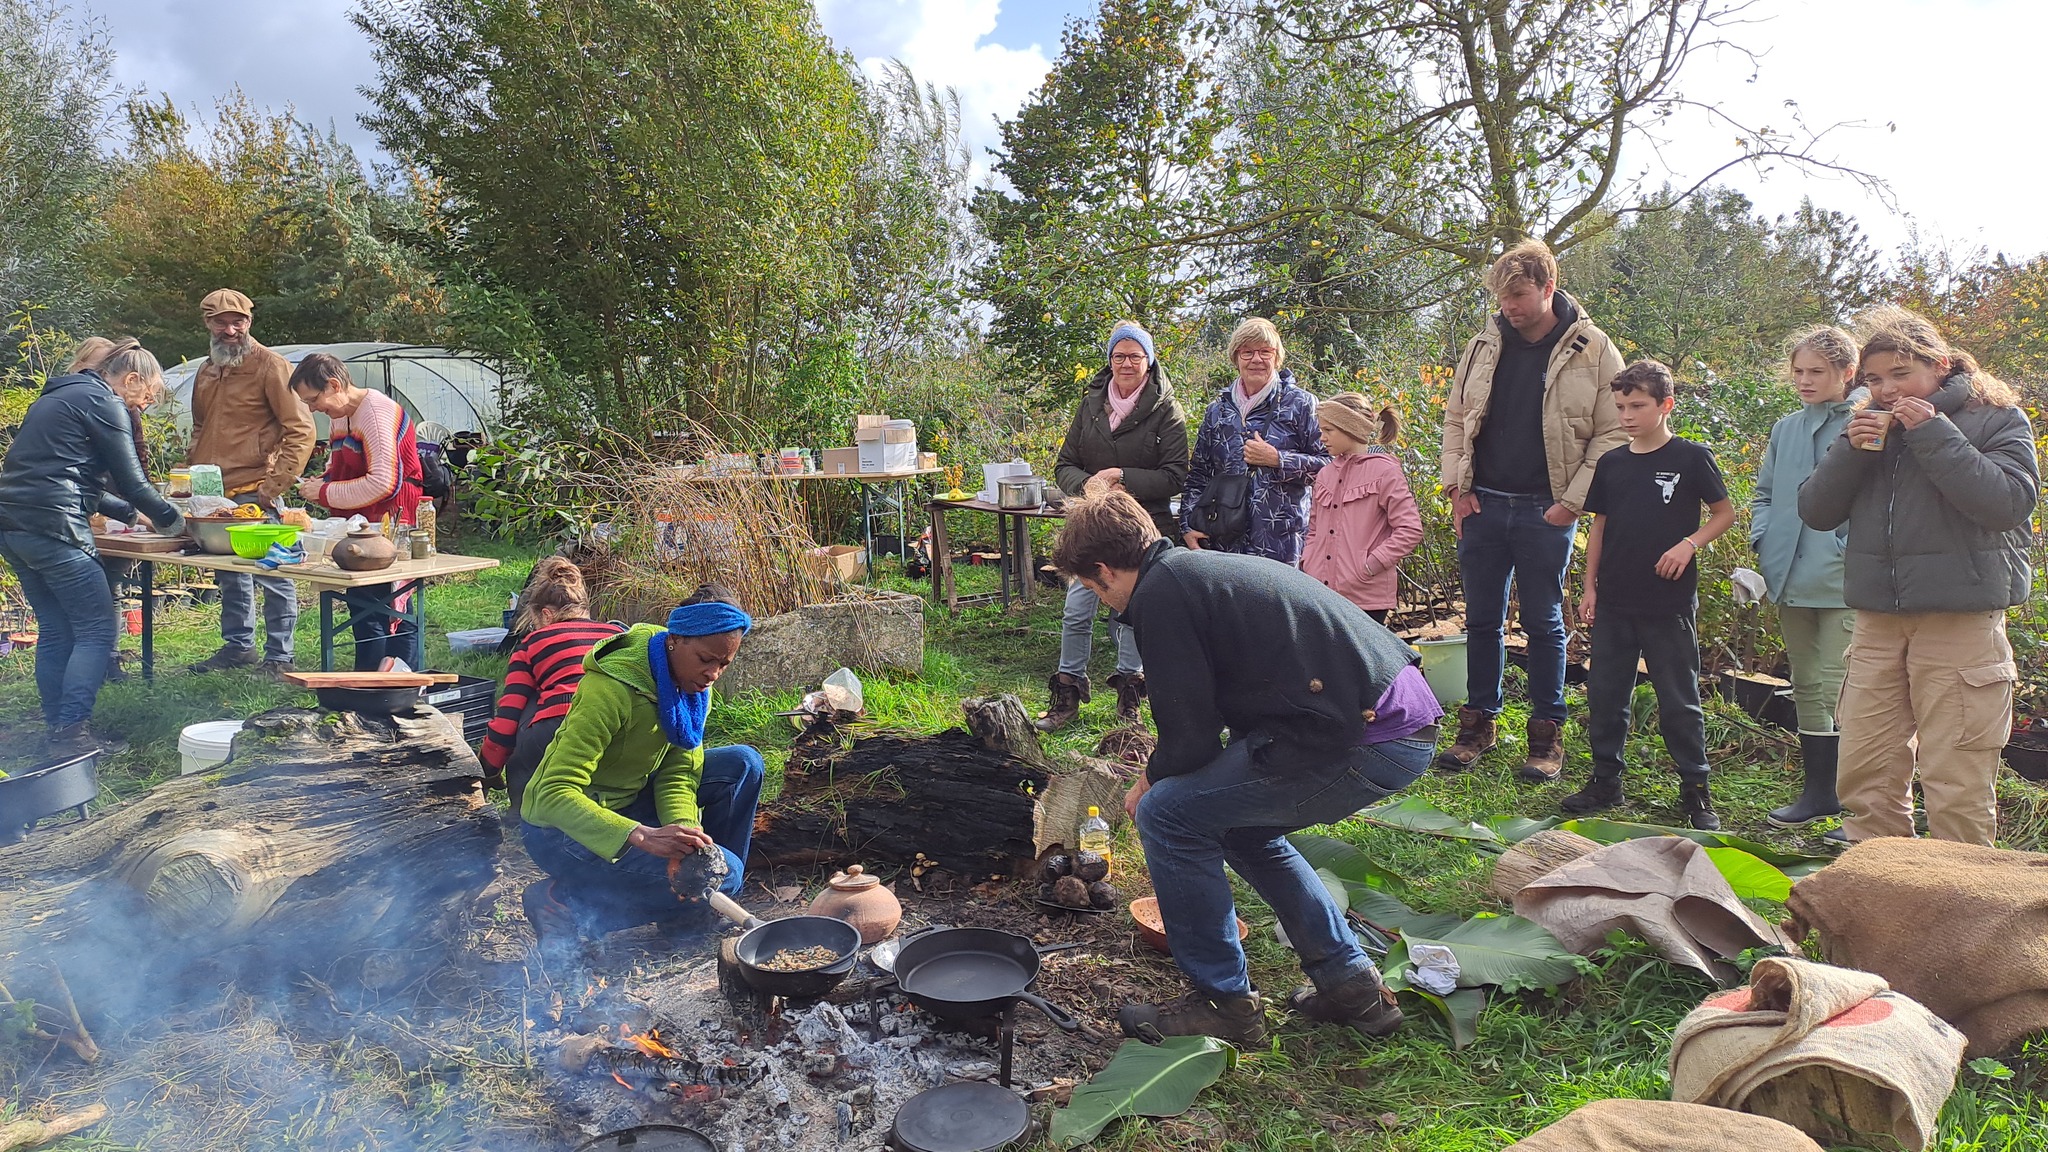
{"left": 649, "top": 602, "right": 753, "bottom": 748}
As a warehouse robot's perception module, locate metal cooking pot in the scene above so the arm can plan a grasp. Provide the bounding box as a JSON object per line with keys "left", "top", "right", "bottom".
{"left": 0, "top": 750, "right": 98, "bottom": 844}
{"left": 995, "top": 476, "right": 1045, "bottom": 510}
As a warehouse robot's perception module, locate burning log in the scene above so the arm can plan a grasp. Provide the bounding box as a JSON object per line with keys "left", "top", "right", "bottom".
{"left": 0, "top": 707, "right": 499, "bottom": 1021}
{"left": 559, "top": 1029, "right": 768, "bottom": 1096}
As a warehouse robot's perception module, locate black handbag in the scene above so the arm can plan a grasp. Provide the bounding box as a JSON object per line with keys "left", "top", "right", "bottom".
{"left": 1190, "top": 470, "right": 1251, "bottom": 550}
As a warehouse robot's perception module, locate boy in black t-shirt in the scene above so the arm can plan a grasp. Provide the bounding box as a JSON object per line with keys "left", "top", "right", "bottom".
{"left": 1558, "top": 360, "right": 1737, "bottom": 830}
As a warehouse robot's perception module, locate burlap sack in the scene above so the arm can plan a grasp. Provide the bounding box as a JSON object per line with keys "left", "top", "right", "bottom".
{"left": 1503, "top": 1098, "right": 1824, "bottom": 1152}
{"left": 1669, "top": 957, "right": 1965, "bottom": 1150}
{"left": 1512, "top": 836, "right": 1791, "bottom": 984}
{"left": 1785, "top": 838, "right": 2048, "bottom": 1057}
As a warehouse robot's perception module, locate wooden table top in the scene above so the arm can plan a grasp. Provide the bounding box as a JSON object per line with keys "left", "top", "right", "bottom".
{"left": 661, "top": 466, "right": 943, "bottom": 484}
{"left": 928, "top": 497, "right": 1069, "bottom": 519}
{"left": 94, "top": 543, "right": 501, "bottom": 589}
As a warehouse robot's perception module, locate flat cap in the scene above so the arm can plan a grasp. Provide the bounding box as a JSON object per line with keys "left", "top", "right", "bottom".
{"left": 200, "top": 288, "right": 254, "bottom": 319}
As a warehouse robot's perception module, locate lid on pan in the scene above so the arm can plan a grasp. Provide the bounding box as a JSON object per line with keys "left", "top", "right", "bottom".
{"left": 572, "top": 1124, "right": 716, "bottom": 1152}
{"left": 890, "top": 1081, "right": 1030, "bottom": 1152}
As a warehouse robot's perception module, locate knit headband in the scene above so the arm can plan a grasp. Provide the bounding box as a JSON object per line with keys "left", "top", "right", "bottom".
{"left": 666, "top": 601, "right": 753, "bottom": 638}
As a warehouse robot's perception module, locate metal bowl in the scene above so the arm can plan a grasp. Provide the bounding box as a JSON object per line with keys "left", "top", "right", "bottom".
{"left": 187, "top": 516, "right": 241, "bottom": 555}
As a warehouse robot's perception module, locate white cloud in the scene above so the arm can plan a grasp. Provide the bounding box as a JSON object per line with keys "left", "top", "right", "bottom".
{"left": 817, "top": 0, "right": 1056, "bottom": 174}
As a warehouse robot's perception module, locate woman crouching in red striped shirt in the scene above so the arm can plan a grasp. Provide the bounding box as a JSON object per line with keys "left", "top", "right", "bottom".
{"left": 480, "top": 556, "right": 622, "bottom": 815}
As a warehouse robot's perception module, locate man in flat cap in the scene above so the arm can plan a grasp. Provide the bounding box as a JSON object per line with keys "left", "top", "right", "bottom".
{"left": 187, "top": 289, "right": 317, "bottom": 674}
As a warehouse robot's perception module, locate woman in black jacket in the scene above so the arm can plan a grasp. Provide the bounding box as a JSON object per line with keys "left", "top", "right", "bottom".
{"left": 1038, "top": 321, "right": 1189, "bottom": 732}
{"left": 0, "top": 341, "right": 184, "bottom": 757}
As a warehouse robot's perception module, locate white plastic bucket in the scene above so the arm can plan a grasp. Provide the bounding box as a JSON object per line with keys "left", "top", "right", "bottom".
{"left": 179, "top": 720, "right": 243, "bottom": 775}
{"left": 1412, "top": 635, "right": 1469, "bottom": 709}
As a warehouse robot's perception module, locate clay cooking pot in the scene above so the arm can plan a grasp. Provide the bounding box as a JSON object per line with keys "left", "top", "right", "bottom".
{"left": 331, "top": 526, "right": 399, "bottom": 572}
{"left": 806, "top": 864, "right": 901, "bottom": 944}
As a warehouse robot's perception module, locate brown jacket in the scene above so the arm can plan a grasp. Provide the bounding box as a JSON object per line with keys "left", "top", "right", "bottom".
{"left": 188, "top": 343, "right": 316, "bottom": 501}
{"left": 1437, "top": 295, "right": 1627, "bottom": 514}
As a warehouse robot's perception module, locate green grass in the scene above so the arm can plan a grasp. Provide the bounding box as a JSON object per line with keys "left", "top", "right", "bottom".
{"left": 7, "top": 544, "right": 2046, "bottom": 1150}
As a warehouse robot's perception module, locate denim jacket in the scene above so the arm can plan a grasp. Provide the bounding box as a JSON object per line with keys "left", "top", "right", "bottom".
{"left": 1180, "top": 369, "right": 1328, "bottom": 564}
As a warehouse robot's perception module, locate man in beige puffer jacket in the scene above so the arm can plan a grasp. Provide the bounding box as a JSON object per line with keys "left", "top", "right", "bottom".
{"left": 1436, "top": 241, "right": 1626, "bottom": 781}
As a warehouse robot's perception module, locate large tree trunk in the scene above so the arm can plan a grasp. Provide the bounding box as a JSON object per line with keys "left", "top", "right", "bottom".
{"left": 750, "top": 696, "right": 1131, "bottom": 879}
{"left": 0, "top": 707, "right": 501, "bottom": 1020}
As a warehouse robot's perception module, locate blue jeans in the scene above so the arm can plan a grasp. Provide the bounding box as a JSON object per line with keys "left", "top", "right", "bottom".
{"left": 523, "top": 745, "right": 764, "bottom": 925}
{"left": 1136, "top": 731, "right": 1435, "bottom": 997}
{"left": 0, "top": 530, "right": 114, "bottom": 729}
{"left": 1457, "top": 489, "right": 1575, "bottom": 722}
{"left": 1058, "top": 578, "right": 1140, "bottom": 678}
{"left": 219, "top": 570, "right": 298, "bottom": 660}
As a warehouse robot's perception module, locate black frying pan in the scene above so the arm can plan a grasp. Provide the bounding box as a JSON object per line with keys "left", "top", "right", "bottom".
{"left": 891, "top": 926, "right": 1081, "bottom": 1030}
{"left": 707, "top": 891, "right": 861, "bottom": 999}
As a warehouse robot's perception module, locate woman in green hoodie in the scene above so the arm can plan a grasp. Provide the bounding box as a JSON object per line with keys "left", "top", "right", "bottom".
{"left": 520, "top": 585, "right": 763, "bottom": 933}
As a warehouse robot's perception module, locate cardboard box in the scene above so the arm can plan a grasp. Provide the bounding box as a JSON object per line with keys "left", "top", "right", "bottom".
{"left": 803, "top": 544, "right": 865, "bottom": 582}
{"left": 855, "top": 413, "right": 890, "bottom": 431}
{"left": 819, "top": 447, "right": 862, "bottom": 475}
{"left": 860, "top": 439, "right": 918, "bottom": 473}
{"left": 918, "top": 452, "right": 938, "bottom": 470}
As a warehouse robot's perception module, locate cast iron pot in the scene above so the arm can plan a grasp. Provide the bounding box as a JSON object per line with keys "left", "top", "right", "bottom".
{"left": 707, "top": 890, "right": 862, "bottom": 999}
{"left": 572, "top": 1125, "right": 715, "bottom": 1152}
{"left": 888, "top": 926, "right": 1080, "bottom": 1030}
{"left": 0, "top": 750, "right": 98, "bottom": 844}
{"left": 313, "top": 685, "right": 421, "bottom": 713}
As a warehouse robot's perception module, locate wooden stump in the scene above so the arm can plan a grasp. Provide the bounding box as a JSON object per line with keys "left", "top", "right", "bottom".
{"left": 0, "top": 706, "right": 500, "bottom": 1019}
{"left": 1488, "top": 829, "right": 1602, "bottom": 903}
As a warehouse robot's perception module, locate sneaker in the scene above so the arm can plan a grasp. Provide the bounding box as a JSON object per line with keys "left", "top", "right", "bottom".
{"left": 1434, "top": 706, "right": 1496, "bottom": 773}
{"left": 1118, "top": 989, "right": 1267, "bottom": 1046}
{"left": 1287, "top": 968, "right": 1404, "bottom": 1040}
{"left": 256, "top": 542, "right": 305, "bottom": 570}
{"left": 1559, "top": 774, "right": 1624, "bottom": 815}
{"left": 191, "top": 645, "right": 261, "bottom": 672}
{"left": 1679, "top": 782, "right": 1720, "bottom": 831}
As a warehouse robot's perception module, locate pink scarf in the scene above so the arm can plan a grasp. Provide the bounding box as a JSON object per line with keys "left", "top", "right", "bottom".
{"left": 1106, "top": 378, "right": 1144, "bottom": 431}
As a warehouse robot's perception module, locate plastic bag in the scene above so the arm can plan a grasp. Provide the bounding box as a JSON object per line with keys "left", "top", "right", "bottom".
{"left": 188, "top": 495, "right": 238, "bottom": 518}
{"left": 1407, "top": 942, "right": 1461, "bottom": 995}
{"left": 821, "top": 666, "right": 864, "bottom": 714}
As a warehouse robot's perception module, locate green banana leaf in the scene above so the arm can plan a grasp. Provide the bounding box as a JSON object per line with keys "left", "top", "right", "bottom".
{"left": 1347, "top": 886, "right": 1464, "bottom": 939}
{"left": 1361, "top": 796, "right": 1502, "bottom": 843}
{"left": 1556, "top": 817, "right": 1834, "bottom": 877}
{"left": 1702, "top": 847, "right": 1794, "bottom": 902}
{"left": 1287, "top": 831, "right": 1408, "bottom": 892}
{"left": 1050, "top": 1036, "right": 1238, "bottom": 1148}
{"left": 1482, "top": 814, "right": 1562, "bottom": 843}
{"left": 1406, "top": 912, "right": 1593, "bottom": 994}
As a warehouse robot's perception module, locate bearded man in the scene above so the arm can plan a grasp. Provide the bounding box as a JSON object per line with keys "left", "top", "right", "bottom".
{"left": 186, "top": 289, "right": 316, "bottom": 674}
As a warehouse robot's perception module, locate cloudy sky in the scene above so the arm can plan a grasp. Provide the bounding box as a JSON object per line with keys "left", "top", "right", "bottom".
{"left": 83, "top": 0, "right": 2048, "bottom": 257}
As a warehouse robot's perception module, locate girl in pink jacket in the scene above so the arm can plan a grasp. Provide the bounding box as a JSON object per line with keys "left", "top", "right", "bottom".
{"left": 1301, "top": 393, "right": 1423, "bottom": 621}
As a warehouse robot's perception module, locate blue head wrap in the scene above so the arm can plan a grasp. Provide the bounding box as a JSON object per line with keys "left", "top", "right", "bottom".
{"left": 1106, "top": 322, "right": 1156, "bottom": 367}
{"left": 648, "top": 601, "right": 754, "bottom": 748}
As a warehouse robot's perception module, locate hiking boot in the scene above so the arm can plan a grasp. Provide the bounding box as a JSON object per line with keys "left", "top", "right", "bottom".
{"left": 1680, "top": 782, "right": 1720, "bottom": 831}
{"left": 1559, "top": 774, "right": 1623, "bottom": 815}
{"left": 1034, "top": 672, "right": 1089, "bottom": 733}
{"left": 1107, "top": 672, "right": 1146, "bottom": 723}
{"left": 1517, "top": 718, "right": 1565, "bottom": 783}
{"left": 1434, "top": 706, "right": 1496, "bottom": 773}
{"left": 44, "top": 723, "right": 100, "bottom": 761}
{"left": 1118, "top": 989, "right": 1266, "bottom": 1046}
{"left": 1288, "top": 968, "right": 1404, "bottom": 1040}
{"left": 259, "top": 658, "right": 296, "bottom": 680}
{"left": 191, "top": 645, "right": 261, "bottom": 672}
{"left": 1767, "top": 733, "right": 1842, "bottom": 828}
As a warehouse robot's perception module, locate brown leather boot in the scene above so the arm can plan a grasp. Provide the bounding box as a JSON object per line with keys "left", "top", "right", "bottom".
{"left": 1034, "top": 672, "right": 1089, "bottom": 732}
{"left": 1433, "top": 706, "right": 1496, "bottom": 772}
{"left": 1107, "top": 672, "right": 1146, "bottom": 723}
{"left": 1517, "top": 718, "right": 1564, "bottom": 782}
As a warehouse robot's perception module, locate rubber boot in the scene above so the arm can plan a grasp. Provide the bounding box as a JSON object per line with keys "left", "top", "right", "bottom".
{"left": 1517, "top": 718, "right": 1565, "bottom": 783}
{"left": 1434, "top": 706, "right": 1496, "bottom": 772}
{"left": 1680, "top": 781, "right": 1721, "bottom": 831}
{"left": 1767, "top": 733, "right": 1842, "bottom": 828}
{"left": 1107, "top": 672, "right": 1146, "bottom": 723}
{"left": 1034, "top": 673, "right": 1089, "bottom": 733}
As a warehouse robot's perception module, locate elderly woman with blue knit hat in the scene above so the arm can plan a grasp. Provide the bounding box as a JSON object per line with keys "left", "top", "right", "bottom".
{"left": 520, "top": 585, "right": 766, "bottom": 942}
{"left": 1038, "top": 320, "right": 1190, "bottom": 732}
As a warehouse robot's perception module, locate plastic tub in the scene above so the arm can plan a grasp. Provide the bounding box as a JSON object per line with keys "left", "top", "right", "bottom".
{"left": 179, "top": 720, "right": 243, "bottom": 775}
{"left": 446, "top": 627, "right": 508, "bottom": 655}
{"left": 225, "top": 523, "right": 300, "bottom": 558}
{"left": 1412, "top": 634, "right": 1469, "bottom": 709}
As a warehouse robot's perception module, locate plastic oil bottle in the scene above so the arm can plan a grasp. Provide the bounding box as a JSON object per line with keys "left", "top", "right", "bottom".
{"left": 1078, "top": 805, "right": 1113, "bottom": 871}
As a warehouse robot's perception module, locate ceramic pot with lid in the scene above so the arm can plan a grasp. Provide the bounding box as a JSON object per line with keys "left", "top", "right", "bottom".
{"left": 806, "top": 864, "right": 902, "bottom": 944}
{"left": 331, "top": 526, "right": 399, "bottom": 572}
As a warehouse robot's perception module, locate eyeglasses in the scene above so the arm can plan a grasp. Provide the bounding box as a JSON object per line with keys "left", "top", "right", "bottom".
{"left": 1236, "top": 348, "right": 1277, "bottom": 360}
{"left": 1109, "top": 353, "right": 1147, "bottom": 365}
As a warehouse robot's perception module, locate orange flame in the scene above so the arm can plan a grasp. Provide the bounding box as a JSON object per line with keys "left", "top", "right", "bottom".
{"left": 624, "top": 1029, "right": 677, "bottom": 1059}
{"left": 612, "top": 1072, "right": 633, "bottom": 1090}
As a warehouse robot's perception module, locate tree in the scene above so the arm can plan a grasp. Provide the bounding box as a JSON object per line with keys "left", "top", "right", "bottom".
{"left": 0, "top": 0, "right": 116, "bottom": 368}
{"left": 1562, "top": 187, "right": 1877, "bottom": 374}
{"left": 355, "top": 0, "right": 871, "bottom": 434}
{"left": 973, "top": 0, "right": 1229, "bottom": 385}
{"left": 1189, "top": 0, "right": 1881, "bottom": 268}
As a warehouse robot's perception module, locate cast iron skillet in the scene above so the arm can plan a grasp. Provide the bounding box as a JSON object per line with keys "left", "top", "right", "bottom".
{"left": 707, "top": 890, "right": 862, "bottom": 999}
{"left": 889, "top": 926, "right": 1081, "bottom": 1030}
